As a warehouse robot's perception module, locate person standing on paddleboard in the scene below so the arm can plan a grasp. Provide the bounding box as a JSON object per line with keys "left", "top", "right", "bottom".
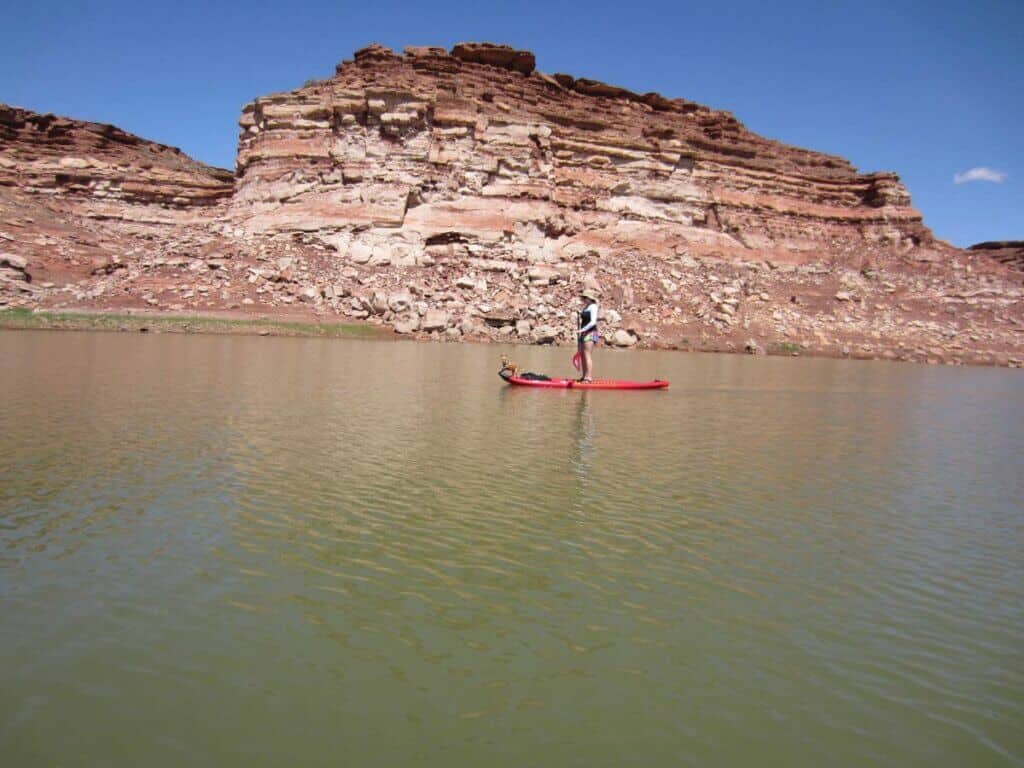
{"left": 576, "top": 288, "right": 600, "bottom": 383}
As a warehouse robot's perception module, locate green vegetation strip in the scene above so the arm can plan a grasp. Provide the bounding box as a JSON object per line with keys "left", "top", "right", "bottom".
{"left": 768, "top": 341, "right": 804, "bottom": 355}
{"left": 0, "top": 308, "right": 383, "bottom": 339}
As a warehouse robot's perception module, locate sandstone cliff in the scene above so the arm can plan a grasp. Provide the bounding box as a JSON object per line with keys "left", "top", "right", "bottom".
{"left": 0, "top": 103, "right": 233, "bottom": 297}
{"left": 1, "top": 44, "right": 1021, "bottom": 366}
{"left": 969, "top": 241, "right": 1024, "bottom": 272}
{"left": 230, "top": 42, "right": 929, "bottom": 259}
{"left": 0, "top": 104, "right": 233, "bottom": 210}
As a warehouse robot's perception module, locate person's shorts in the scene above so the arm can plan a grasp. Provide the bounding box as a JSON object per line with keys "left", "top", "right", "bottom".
{"left": 579, "top": 330, "right": 599, "bottom": 344}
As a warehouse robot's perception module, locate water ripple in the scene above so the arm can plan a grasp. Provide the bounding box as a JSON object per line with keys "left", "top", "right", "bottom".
{"left": 1, "top": 332, "right": 1022, "bottom": 767}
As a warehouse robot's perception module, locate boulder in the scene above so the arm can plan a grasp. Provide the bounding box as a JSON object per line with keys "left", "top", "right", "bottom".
{"left": 349, "top": 243, "right": 373, "bottom": 264}
{"left": 610, "top": 329, "right": 638, "bottom": 347}
{"left": 482, "top": 310, "right": 516, "bottom": 327}
{"left": 393, "top": 316, "right": 420, "bottom": 334}
{"left": 421, "top": 309, "right": 449, "bottom": 331}
{"left": 534, "top": 325, "right": 558, "bottom": 344}
{"left": 0, "top": 254, "right": 28, "bottom": 271}
{"left": 582, "top": 274, "right": 602, "bottom": 296}
{"left": 561, "top": 242, "right": 597, "bottom": 261}
{"left": 527, "top": 266, "right": 560, "bottom": 286}
{"left": 371, "top": 291, "right": 389, "bottom": 315}
{"left": 387, "top": 292, "right": 412, "bottom": 312}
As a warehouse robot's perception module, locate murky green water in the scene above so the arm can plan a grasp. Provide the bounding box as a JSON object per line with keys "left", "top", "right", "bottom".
{"left": 1, "top": 331, "right": 1022, "bottom": 767}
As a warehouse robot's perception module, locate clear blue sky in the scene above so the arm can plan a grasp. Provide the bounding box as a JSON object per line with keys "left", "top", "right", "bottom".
{"left": 2, "top": 0, "right": 1020, "bottom": 246}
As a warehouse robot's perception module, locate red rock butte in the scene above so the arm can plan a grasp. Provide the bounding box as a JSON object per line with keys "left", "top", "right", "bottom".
{"left": 1, "top": 43, "right": 1021, "bottom": 366}
{"left": 230, "top": 41, "right": 931, "bottom": 260}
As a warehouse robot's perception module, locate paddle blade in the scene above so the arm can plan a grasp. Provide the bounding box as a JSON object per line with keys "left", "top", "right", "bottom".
{"left": 572, "top": 351, "right": 582, "bottom": 371}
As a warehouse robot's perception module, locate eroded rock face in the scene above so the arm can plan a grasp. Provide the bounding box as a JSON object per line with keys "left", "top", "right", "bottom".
{"left": 969, "top": 241, "right": 1024, "bottom": 272}
{"left": 229, "top": 42, "right": 931, "bottom": 263}
{"left": 450, "top": 43, "right": 536, "bottom": 75}
{"left": 0, "top": 102, "right": 236, "bottom": 306}
{"left": 0, "top": 105, "right": 233, "bottom": 212}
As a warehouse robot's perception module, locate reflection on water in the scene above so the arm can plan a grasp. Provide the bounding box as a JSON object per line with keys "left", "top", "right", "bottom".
{"left": 570, "top": 393, "right": 596, "bottom": 484}
{"left": 1, "top": 331, "right": 1023, "bottom": 767}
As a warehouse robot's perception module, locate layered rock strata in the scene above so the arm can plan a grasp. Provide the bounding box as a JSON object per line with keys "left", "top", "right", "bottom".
{"left": 230, "top": 42, "right": 930, "bottom": 262}
{"left": 0, "top": 105, "right": 232, "bottom": 214}
{"left": 0, "top": 103, "right": 234, "bottom": 296}
{"left": 969, "top": 241, "right": 1024, "bottom": 272}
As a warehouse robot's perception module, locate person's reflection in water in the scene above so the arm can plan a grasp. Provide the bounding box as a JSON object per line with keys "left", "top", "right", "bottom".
{"left": 570, "top": 392, "right": 596, "bottom": 482}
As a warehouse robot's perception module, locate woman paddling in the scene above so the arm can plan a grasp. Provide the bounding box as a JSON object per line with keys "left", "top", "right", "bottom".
{"left": 576, "top": 288, "right": 600, "bottom": 383}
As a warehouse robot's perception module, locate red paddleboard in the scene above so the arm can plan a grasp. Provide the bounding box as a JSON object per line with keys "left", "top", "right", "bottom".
{"left": 503, "top": 375, "right": 668, "bottom": 390}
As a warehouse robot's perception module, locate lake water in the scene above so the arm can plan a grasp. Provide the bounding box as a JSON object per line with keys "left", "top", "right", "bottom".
{"left": 1, "top": 331, "right": 1022, "bottom": 767}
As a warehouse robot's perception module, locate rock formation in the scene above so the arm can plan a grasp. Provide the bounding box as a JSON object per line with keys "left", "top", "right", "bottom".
{"left": 230, "top": 42, "right": 929, "bottom": 259}
{"left": 0, "top": 103, "right": 233, "bottom": 298}
{"left": 0, "top": 104, "right": 231, "bottom": 213}
{"left": 1, "top": 43, "right": 1021, "bottom": 366}
{"left": 969, "top": 241, "right": 1024, "bottom": 272}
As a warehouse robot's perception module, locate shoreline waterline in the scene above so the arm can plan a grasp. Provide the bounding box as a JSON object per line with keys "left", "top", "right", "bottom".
{"left": 1, "top": 308, "right": 1019, "bottom": 368}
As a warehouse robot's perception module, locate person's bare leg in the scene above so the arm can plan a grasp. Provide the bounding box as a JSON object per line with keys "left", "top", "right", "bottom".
{"left": 582, "top": 340, "right": 594, "bottom": 381}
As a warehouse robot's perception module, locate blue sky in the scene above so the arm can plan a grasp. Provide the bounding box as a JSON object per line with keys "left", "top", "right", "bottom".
{"left": 2, "top": 0, "right": 1020, "bottom": 246}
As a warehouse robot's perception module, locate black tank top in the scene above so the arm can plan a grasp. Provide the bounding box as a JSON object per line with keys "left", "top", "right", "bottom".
{"left": 579, "top": 303, "right": 598, "bottom": 331}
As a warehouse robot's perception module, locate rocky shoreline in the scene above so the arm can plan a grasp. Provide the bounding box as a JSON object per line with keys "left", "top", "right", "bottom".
{"left": 2, "top": 305, "right": 1020, "bottom": 368}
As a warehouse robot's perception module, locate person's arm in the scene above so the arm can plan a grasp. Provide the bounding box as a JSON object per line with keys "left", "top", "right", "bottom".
{"left": 578, "top": 302, "right": 598, "bottom": 334}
